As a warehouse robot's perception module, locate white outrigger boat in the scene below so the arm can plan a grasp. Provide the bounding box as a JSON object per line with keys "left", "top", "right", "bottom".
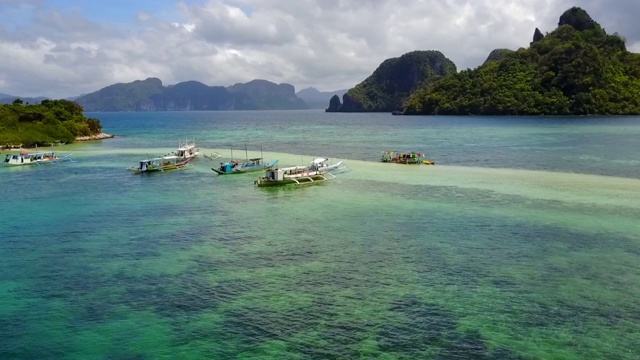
{"left": 172, "top": 139, "right": 200, "bottom": 160}
{"left": 308, "top": 157, "right": 348, "bottom": 173}
{"left": 3, "top": 150, "right": 73, "bottom": 166}
{"left": 128, "top": 155, "right": 192, "bottom": 174}
{"left": 255, "top": 165, "right": 336, "bottom": 187}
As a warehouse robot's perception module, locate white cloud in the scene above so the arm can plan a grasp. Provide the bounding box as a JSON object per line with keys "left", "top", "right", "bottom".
{"left": 0, "top": 0, "right": 638, "bottom": 98}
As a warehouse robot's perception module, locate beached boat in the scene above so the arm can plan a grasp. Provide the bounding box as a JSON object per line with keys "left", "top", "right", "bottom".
{"left": 3, "top": 150, "right": 73, "bottom": 166}
{"left": 128, "top": 155, "right": 191, "bottom": 174}
{"left": 381, "top": 151, "right": 435, "bottom": 165}
{"left": 254, "top": 165, "right": 336, "bottom": 187}
{"left": 172, "top": 139, "right": 199, "bottom": 159}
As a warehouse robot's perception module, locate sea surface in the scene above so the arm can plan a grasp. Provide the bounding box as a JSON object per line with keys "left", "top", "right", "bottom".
{"left": 1, "top": 110, "right": 639, "bottom": 359}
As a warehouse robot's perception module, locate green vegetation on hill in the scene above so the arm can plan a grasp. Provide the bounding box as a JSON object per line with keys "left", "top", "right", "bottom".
{"left": 0, "top": 99, "right": 102, "bottom": 147}
{"left": 328, "top": 50, "right": 457, "bottom": 112}
{"left": 75, "top": 78, "right": 309, "bottom": 111}
{"left": 76, "top": 78, "right": 164, "bottom": 111}
{"left": 404, "top": 7, "right": 640, "bottom": 115}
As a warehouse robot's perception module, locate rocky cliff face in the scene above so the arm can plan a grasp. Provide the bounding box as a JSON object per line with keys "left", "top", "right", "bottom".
{"left": 558, "top": 7, "right": 597, "bottom": 31}
{"left": 298, "top": 87, "right": 348, "bottom": 109}
{"left": 327, "top": 50, "right": 457, "bottom": 112}
{"left": 325, "top": 94, "right": 342, "bottom": 112}
{"left": 532, "top": 28, "right": 545, "bottom": 43}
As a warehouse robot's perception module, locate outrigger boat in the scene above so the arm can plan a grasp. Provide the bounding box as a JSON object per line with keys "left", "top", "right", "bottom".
{"left": 213, "top": 158, "right": 279, "bottom": 174}
{"left": 4, "top": 149, "right": 73, "bottom": 166}
{"left": 309, "top": 157, "right": 349, "bottom": 174}
{"left": 128, "top": 155, "right": 191, "bottom": 174}
{"left": 255, "top": 165, "right": 336, "bottom": 187}
{"left": 381, "top": 151, "right": 435, "bottom": 165}
{"left": 172, "top": 139, "right": 199, "bottom": 159}
{"left": 212, "top": 145, "right": 278, "bottom": 175}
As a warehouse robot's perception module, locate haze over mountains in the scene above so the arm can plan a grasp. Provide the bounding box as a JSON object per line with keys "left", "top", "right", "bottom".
{"left": 0, "top": 81, "right": 346, "bottom": 111}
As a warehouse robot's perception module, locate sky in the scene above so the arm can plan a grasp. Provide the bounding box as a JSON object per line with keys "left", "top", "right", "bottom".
{"left": 1, "top": 0, "right": 639, "bottom": 99}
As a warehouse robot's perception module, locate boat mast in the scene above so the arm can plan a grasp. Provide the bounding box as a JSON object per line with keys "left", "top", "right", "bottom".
{"left": 245, "top": 143, "right": 248, "bottom": 162}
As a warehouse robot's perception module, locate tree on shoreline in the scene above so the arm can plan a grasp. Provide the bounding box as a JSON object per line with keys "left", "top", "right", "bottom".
{"left": 0, "top": 99, "right": 103, "bottom": 147}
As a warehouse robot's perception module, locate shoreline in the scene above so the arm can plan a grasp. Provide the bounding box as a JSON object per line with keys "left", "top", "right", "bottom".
{"left": 75, "top": 132, "right": 115, "bottom": 141}
{"left": 2, "top": 133, "right": 115, "bottom": 151}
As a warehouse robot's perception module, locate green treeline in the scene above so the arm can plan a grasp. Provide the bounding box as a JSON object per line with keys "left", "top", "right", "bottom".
{"left": 0, "top": 99, "right": 102, "bottom": 147}
{"left": 404, "top": 8, "right": 640, "bottom": 115}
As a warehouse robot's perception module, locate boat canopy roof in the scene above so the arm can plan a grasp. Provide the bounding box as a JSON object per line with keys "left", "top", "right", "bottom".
{"left": 249, "top": 158, "right": 263, "bottom": 161}
{"left": 312, "top": 157, "right": 328, "bottom": 164}
{"left": 271, "top": 165, "right": 307, "bottom": 172}
{"left": 22, "top": 151, "right": 56, "bottom": 156}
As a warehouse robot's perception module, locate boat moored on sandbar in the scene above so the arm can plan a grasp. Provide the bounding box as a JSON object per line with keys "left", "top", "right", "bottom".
{"left": 212, "top": 145, "right": 278, "bottom": 175}
{"left": 213, "top": 158, "right": 279, "bottom": 175}
{"left": 381, "top": 151, "right": 435, "bottom": 165}
{"left": 128, "top": 155, "right": 192, "bottom": 174}
{"left": 254, "top": 165, "right": 336, "bottom": 187}
{"left": 4, "top": 150, "right": 73, "bottom": 166}
{"left": 172, "top": 139, "right": 200, "bottom": 159}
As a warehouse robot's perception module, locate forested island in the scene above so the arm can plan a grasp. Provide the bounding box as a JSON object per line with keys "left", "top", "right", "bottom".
{"left": 326, "top": 50, "right": 456, "bottom": 112}
{"left": 328, "top": 7, "right": 640, "bottom": 116}
{"left": 0, "top": 99, "right": 106, "bottom": 148}
{"left": 403, "top": 7, "right": 640, "bottom": 115}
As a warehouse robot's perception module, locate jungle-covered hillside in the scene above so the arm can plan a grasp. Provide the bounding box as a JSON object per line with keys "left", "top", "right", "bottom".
{"left": 327, "top": 50, "right": 457, "bottom": 112}
{"left": 0, "top": 99, "right": 103, "bottom": 147}
{"left": 404, "top": 7, "right": 640, "bottom": 115}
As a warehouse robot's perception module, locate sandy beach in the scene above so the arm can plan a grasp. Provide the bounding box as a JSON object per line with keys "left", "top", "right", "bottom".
{"left": 75, "top": 132, "right": 115, "bottom": 141}
{"left": 1, "top": 133, "right": 114, "bottom": 151}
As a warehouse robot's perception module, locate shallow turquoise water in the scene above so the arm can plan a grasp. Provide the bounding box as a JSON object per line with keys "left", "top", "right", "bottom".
{"left": 1, "top": 111, "right": 639, "bottom": 359}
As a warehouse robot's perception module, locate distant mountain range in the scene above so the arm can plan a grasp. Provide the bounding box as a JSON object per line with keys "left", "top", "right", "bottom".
{"left": 73, "top": 78, "right": 317, "bottom": 112}
{"left": 2, "top": 82, "right": 347, "bottom": 112}
{"left": 0, "top": 93, "right": 48, "bottom": 105}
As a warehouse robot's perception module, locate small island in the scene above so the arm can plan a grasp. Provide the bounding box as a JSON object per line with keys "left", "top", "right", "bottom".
{"left": 0, "top": 98, "right": 111, "bottom": 148}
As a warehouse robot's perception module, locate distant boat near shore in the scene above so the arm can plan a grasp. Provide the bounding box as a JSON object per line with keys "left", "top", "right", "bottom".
{"left": 3, "top": 149, "right": 73, "bottom": 166}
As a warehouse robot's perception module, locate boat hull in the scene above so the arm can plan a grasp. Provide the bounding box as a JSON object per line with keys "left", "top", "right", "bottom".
{"left": 129, "top": 157, "right": 191, "bottom": 174}
{"left": 212, "top": 166, "right": 266, "bottom": 175}
{"left": 212, "top": 160, "right": 279, "bottom": 175}
{"left": 4, "top": 152, "right": 72, "bottom": 166}
{"left": 255, "top": 174, "right": 328, "bottom": 187}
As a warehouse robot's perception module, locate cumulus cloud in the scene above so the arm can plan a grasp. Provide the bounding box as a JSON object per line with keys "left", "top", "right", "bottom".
{"left": 0, "top": 0, "right": 638, "bottom": 98}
